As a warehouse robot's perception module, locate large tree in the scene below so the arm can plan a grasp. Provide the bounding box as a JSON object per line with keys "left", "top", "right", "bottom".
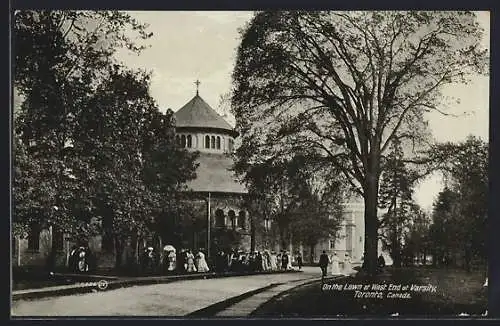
{"left": 231, "top": 11, "right": 488, "bottom": 274}
{"left": 73, "top": 65, "right": 198, "bottom": 266}
{"left": 13, "top": 10, "right": 152, "bottom": 239}
{"left": 13, "top": 11, "right": 198, "bottom": 269}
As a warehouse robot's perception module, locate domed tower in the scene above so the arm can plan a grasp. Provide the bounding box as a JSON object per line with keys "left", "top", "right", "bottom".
{"left": 173, "top": 82, "right": 250, "bottom": 257}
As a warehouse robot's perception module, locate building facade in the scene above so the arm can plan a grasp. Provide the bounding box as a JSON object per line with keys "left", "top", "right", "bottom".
{"left": 313, "top": 201, "right": 365, "bottom": 266}
{"left": 172, "top": 91, "right": 251, "bottom": 257}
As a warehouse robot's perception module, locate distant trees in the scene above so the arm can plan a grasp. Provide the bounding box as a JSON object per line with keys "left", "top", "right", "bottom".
{"left": 427, "top": 136, "right": 488, "bottom": 269}
{"left": 400, "top": 205, "right": 431, "bottom": 267}
{"left": 236, "top": 154, "right": 345, "bottom": 260}
{"left": 398, "top": 136, "right": 488, "bottom": 270}
{"left": 13, "top": 10, "right": 198, "bottom": 267}
{"left": 231, "top": 11, "right": 488, "bottom": 274}
{"left": 428, "top": 188, "right": 461, "bottom": 266}
{"left": 378, "top": 137, "right": 422, "bottom": 267}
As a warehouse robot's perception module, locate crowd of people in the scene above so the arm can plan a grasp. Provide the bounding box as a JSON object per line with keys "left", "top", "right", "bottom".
{"left": 319, "top": 251, "right": 354, "bottom": 277}
{"left": 66, "top": 243, "right": 305, "bottom": 276}
{"left": 212, "top": 249, "right": 299, "bottom": 273}
{"left": 138, "top": 247, "right": 211, "bottom": 275}
{"left": 139, "top": 246, "right": 300, "bottom": 275}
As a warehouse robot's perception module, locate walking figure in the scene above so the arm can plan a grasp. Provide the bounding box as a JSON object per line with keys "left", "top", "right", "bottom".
{"left": 330, "top": 252, "right": 341, "bottom": 276}
{"left": 377, "top": 254, "right": 386, "bottom": 273}
{"left": 296, "top": 253, "right": 303, "bottom": 270}
{"left": 319, "top": 250, "right": 329, "bottom": 278}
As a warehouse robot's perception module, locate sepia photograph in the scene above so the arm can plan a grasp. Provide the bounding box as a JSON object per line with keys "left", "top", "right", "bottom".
{"left": 11, "top": 10, "right": 490, "bottom": 318}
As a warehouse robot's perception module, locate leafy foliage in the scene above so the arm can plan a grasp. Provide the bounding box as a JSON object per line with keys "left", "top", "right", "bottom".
{"left": 13, "top": 11, "right": 198, "bottom": 265}
{"left": 427, "top": 136, "right": 488, "bottom": 269}
{"left": 239, "top": 154, "right": 345, "bottom": 255}
{"left": 231, "top": 11, "right": 488, "bottom": 274}
{"left": 378, "top": 138, "right": 422, "bottom": 266}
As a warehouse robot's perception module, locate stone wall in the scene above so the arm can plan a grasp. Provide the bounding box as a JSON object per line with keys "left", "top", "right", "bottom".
{"left": 13, "top": 228, "right": 68, "bottom": 269}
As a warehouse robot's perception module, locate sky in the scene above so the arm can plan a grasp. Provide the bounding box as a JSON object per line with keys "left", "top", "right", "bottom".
{"left": 116, "top": 11, "right": 490, "bottom": 211}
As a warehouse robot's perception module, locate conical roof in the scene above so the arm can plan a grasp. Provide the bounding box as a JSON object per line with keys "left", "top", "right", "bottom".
{"left": 174, "top": 94, "right": 233, "bottom": 131}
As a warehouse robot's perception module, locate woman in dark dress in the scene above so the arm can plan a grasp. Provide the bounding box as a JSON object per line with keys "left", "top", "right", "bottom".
{"left": 281, "top": 251, "right": 289, "bottom": 270}
{"left": 296, "top": 253, "right": 303, "bottom": 270}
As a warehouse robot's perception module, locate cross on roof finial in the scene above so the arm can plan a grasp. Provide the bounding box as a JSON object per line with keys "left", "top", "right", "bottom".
{"left": 195, "top": 79, "right": 201, "bottom": 95}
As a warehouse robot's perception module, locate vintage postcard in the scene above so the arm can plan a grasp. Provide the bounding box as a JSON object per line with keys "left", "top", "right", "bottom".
{"left": 11, "top": 10, "right": 490, "bottom": 318}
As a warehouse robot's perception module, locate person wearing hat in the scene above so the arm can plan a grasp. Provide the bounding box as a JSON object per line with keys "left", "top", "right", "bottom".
{"left": 281, "top": 251, "right": 289, "bottom": 270}
{"left": 343, "top": 253, "right": 353, "bottom": 276}
{"left": 196, "top": 248, "right": 209, "bottom": 273}
{"left": 296, "top": 252, "right": 303, "bottom": 270}
{"left": 330, "top": 252, "right": 341, "bottom": 276}
{"left": 319, "top": 250, "right": 329, "bottom": 277}
{"left": 186, "top": 250, "right": 197, "bottom": 273}
{"left": 270, "top": 251, "right": 278, "bottom": 271}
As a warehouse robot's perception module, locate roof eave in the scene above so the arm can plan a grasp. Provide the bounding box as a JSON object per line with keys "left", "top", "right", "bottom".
{"left": 176, "top": 126, "right": 239, "bottom": 138}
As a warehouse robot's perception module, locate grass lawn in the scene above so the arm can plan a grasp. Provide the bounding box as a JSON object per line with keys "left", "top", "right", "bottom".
{"left": 251, "top": 267, "right": 488, "bottom": 317}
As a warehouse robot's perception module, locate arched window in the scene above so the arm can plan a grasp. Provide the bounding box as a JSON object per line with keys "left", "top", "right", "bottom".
{"left": 239, "top": 211, "right": 246, "bottom": 229}
{"left": 181, "top": 135, "right": 186, "bottom": 147}
{"left": 264, "top": 218, "right": 271, "bottom": 232}
{"left": 187, "top": 135, "right": 192, "bottom": 148}
{"left": 205, "top": 135, "right": 210, "bottom": 148}
{"left": 176, "top": 135, "right": 181, "bottom": 146}
{"left": 228, "top": 210, "right": 236, "bottom": 229}
{"left": 215, "top": 209, "right": 225, "bottom": 227}
{"left": 211, "top": 136, "right": 216, "bottom": 149}
{"left": 228, "top": 138, "right": 234, "bottom": 152}
{"left": 216, "top": 136, "right": 221, "bottom": 149}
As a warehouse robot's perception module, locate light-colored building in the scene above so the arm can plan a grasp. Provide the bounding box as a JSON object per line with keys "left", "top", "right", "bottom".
{"left": 311, "top": 201, "right": 365, "bottom": 266}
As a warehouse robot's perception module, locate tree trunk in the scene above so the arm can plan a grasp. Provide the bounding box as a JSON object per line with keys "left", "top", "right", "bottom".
{"left": 135, "top": 234, "right": 140, "bottom": 265}
{"left": 250, "top": 215, "right": 256, "bottom": 252}
{"left": 392, "top": 224, "right": 401, "bottom": 267}
{"left": 279, "top": 222, "right": 287, "bottom": 250}
{"left": 363, "top": 171, "right": 379, "bottom": 276}
{"left": 114, "top": 236, "right": 123, "bottom": 270}
{"left": 309, "top": 243, "right": 316, "bottom": 264}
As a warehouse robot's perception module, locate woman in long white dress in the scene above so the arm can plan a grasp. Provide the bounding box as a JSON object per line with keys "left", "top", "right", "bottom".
{"left": 196, "top": 250, "right": 210, "bottom": 273}
{"left": 286, "top": 251, "right": 293, "bottom": 270}
{"left": 330, "top": 252, "right": 341, "bottom": 275}
{"left": 343, "top": 253, "right": 352, "bottom": 276}
{"left": 262, "top": 251, "right": 270, "bottom": 271}
{"left": 270, "top": 252, "right": 278, "bottom": 270}
{"left": 186, "top": 250, "right": 197, "bottom": 272}
{"left": 167, "top": 250, "right": 176, "bottom": 272}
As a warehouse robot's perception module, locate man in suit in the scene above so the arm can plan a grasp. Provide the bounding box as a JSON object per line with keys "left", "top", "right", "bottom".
{"left": 296, "top": 253, "right": 303, "bottom": 270}
{"left": 319, "top": 250, "right": 329, "bottom": 277}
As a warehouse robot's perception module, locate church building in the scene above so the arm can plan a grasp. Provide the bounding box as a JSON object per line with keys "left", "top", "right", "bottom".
{"left": 172, "top": 85, "right": 251, "bottom": 257}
